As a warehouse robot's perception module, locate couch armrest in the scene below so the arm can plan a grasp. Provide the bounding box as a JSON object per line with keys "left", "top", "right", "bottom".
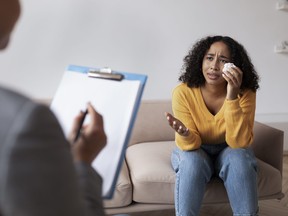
{"left": 252, "top": 121, "right": 284, "bottom": 175}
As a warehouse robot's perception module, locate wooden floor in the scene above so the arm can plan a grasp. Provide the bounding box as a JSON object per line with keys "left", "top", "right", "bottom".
{"left": 128, "top": 156, "right": 288, "bottom": 216}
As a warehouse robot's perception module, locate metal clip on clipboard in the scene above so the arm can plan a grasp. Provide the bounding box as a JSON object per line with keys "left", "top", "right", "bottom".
{"left": 88, "top": 67, "right": 124, "bottom": 81}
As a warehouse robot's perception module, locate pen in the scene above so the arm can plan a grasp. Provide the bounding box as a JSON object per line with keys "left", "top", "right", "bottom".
{"left": 74, "top": 109, "right": 88, "bottom": 142}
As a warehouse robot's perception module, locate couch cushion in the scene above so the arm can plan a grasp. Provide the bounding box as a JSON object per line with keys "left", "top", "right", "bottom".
{"left": 104, "top": 160, "right": 133, "bottom": 208}
{"left": 126, "top": 141, "right": 282, "bottom": 204}
{"left": 127, "top": 141, "right": 175, "bottom": 204}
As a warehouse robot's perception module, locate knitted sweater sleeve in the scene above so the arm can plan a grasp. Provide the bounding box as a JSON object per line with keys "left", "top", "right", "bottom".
{"left": 224, "top": 90, "right": 256, "bottom": 148}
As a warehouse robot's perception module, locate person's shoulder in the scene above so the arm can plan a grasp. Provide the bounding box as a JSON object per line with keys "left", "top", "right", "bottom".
{"left": 173, "top": 83, "right": 187, "bottom": 93}
{"left": 0, "top": 86, "right": 53, "bottom": 122}
{"left": 0, "top": 86, "right": 62, "bottom": 143}
{"left": 173, "top": 82, "right": 186, "bottom": 90}
{"left": 173, "top": 83, "right": 198, "bottom": 96}
{"left": 0, "top": 86, "right": 31, "bottom": 104}
{"left": 239, "top": 89, "right": 256, "bottom": 99}
{"left": 0, "top": 86, "right": 36, "bottom": 117}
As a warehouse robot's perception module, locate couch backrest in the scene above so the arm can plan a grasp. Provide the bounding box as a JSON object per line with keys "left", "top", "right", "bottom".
{"left": 128, "top": 100, "right": 175, "bottom": 146}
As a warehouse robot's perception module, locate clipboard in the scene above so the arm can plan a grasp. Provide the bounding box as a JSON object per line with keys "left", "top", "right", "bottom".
{"left": 50, "top": 64, "right": 147, "bottom": 199}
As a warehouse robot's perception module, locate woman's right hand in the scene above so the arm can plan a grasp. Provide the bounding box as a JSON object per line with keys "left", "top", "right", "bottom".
{"left": 165, "top": 112, "right": 189, "bottom": 136}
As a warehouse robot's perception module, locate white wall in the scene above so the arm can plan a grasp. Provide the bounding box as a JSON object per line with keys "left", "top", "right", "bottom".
{"left": 1, "top": 0, "right": 288, "bottom": 149}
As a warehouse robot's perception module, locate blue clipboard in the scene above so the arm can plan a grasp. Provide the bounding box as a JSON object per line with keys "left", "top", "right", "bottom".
{"left": 50, "top": 64, "right": 147, "bottom": 199}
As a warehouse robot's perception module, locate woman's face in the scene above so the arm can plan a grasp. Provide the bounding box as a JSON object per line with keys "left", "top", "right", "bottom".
{"left": 202, "top": 41, "right": 231, "bottom": 87}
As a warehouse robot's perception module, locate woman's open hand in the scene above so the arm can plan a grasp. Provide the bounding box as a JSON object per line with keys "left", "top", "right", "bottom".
{"left": 165, "top": 112, "right": 189, "bottom": 136}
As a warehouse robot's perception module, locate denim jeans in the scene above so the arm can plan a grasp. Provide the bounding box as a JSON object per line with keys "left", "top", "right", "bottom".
{"left": 171, "top": 143, "right": 258, "bottom": 216}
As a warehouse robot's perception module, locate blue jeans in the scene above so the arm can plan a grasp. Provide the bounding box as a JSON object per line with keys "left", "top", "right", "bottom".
{"left": 171, "top": 143, "right": 258, "bottom": 216}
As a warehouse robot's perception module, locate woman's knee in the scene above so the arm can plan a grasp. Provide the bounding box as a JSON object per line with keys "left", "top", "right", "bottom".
{"left": 171, "top": 148, "right": 213, "bottom": 179}
{"left": 218, "top": 147, "right": 257, "bottom": 175}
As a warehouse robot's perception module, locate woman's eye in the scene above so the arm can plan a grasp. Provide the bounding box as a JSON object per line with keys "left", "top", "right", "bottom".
{"left": 206, "top": 56, "right": 213, "bottom": 61}
{"left": 220, "top": 59, "right": 228, "bottom": 63}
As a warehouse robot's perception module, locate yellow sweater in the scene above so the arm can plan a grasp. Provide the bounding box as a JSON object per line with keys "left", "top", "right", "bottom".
{"left": 172, "top": 83, "right": 256, "bottom": 150}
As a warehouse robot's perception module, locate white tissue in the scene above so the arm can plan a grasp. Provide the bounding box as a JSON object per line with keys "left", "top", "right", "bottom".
{"left": 223, "top": 63, "right": 235, "bottom": 72}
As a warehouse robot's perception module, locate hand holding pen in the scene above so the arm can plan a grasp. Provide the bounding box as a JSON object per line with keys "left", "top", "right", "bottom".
{"left": 68, "top": 102, "right": 107, "bottom": 164}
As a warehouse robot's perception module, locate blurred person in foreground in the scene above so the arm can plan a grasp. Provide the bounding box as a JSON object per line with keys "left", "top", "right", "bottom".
{"left": 0, "top": 0, "right": 107, "bottom": 215}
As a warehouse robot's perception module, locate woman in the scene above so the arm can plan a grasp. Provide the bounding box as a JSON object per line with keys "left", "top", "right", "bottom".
{"left": 166, "top": 35, "right": 260, "bottom": 216}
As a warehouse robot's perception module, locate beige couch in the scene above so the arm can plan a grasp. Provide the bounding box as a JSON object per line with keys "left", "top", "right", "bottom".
{"left": 103, "top": 100, "right": 284, "bottom": 215}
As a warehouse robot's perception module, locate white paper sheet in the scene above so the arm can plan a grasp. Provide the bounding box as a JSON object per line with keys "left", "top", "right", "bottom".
{"left": 50, "top": 68, "right": 145, "bottom": 198}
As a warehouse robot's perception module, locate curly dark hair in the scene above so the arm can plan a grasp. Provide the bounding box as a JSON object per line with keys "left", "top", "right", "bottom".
{"left": 179, "top": 35, "right": 260, "bottom": 91}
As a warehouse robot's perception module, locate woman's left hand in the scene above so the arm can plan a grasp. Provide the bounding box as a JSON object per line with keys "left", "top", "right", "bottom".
{"left": 222, "top": 65, "right": 243, "bottom": 100}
